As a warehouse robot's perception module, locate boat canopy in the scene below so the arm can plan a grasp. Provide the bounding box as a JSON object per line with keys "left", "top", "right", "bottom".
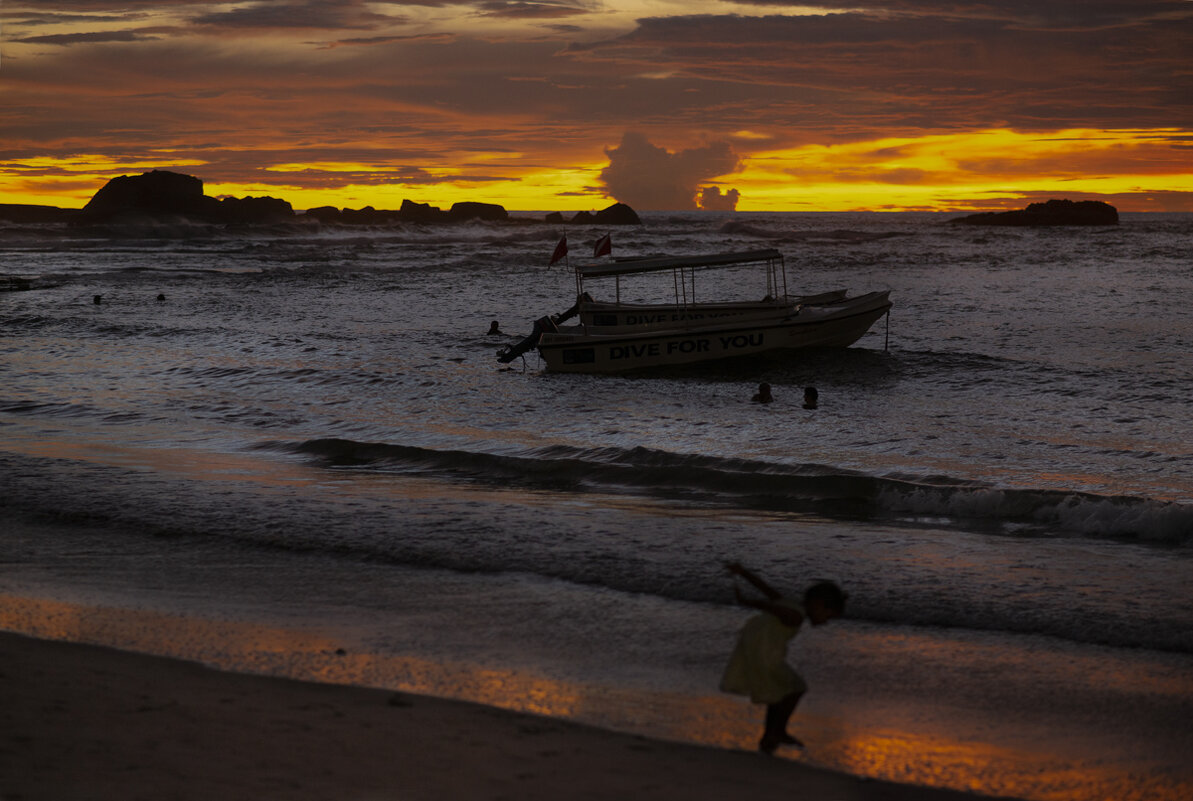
{"left": 576, "top": 248, "right": 783, "bottom": 279}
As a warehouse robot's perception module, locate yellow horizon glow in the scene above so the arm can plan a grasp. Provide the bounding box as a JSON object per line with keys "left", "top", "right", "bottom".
{"left": 1, "top": 128, "right": 1190, "bottom": 213}
{"left": 727, "top": 128, "right": 1193, "bottom": 212}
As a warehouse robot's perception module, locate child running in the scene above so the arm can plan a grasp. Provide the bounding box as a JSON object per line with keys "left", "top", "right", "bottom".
{"left": 719, "top": 561, "right": 847, "bottom": 753}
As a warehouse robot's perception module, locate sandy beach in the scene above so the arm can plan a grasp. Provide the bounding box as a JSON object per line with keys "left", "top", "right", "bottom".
{"left": 1, "top": 632, "right": 1017, "bottom": 801}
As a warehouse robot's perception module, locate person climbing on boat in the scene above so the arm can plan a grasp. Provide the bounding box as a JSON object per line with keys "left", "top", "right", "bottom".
{"left": 719, "top": 562, "right": 846, "bottom": 753}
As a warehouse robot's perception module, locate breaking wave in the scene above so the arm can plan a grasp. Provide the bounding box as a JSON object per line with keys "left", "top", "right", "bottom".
{"left": 269, "top": 438, "right": 1193, "bottom": 546}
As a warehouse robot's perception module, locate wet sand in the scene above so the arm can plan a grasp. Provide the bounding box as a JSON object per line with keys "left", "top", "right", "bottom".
{"left": 0, "top": 631, "right": 1018, "bottom": 801}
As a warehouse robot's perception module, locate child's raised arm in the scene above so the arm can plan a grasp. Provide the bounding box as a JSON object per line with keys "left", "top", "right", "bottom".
{"left": 732, "top": 585, "right": 805, "bottom": 627}
{"left": 725, "top": 561, "right": 782, "bottom": 600}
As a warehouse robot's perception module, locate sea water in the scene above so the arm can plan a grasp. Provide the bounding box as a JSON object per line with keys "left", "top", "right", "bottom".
{"left": 1, "top": 211, "right": 1191, "bottom": 800}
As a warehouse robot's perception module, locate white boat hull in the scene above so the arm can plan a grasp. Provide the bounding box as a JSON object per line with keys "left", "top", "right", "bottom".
{"left": 537, "top": 291, "right": 891, "bottom": 373}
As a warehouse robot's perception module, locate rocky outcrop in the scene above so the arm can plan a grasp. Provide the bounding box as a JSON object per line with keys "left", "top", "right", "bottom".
{"left": 218, "top": 195, "right": 294, "bottom": 224}
{"left": 339, "top": 206, "right": 403, "bottom": 225}
{"left": 397, "top": 200, "right": 443, "bottom": 224}
{"left": 591, "top": 202, "right": 640, "bottom": 225}
{"left": 82, "top": 170, "right": 215, "bottom": 220}
{"left": 447, "top": 201, "right": 507, "bottom": 222}
{"left": 18, "top": 170, "right": 640, "bottom": 230}
{"left": 303, "top": 206, "right": 344, "bottom": 223}
{"left": 546, "top": 202, "right": 641, "bottom": 225}
{"left": 951, "top": 199, "right": 1118, "bottom": 226}
{"left": 78, "top": 170, "right": 294, "bottom": 224}
{"left": 310, "top": 200, "right": 509, "bottom": 225}
{"left": 0, "top": 204, "right": 80, "bottom": 223}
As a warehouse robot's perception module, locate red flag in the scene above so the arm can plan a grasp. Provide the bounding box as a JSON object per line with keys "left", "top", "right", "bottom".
{"left": 593, "top": 233, "right": 612, "bottom": 258}
{"left": 549, "top": 235, "right": 568, "bottom": 266}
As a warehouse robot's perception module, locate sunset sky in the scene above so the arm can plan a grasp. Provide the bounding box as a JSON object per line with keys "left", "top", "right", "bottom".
{"left": 2, "top": 0, "right": 1191, "bottom": 212}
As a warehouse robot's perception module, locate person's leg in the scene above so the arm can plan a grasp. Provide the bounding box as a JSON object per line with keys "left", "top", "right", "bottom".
{"left": 760, "top": 692, "right": 803, "bottom": 752}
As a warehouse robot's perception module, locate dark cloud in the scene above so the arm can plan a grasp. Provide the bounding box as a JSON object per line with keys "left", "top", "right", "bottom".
{"left": 697, "top": 186, "right": 739, "bottom": 211}
{"left": 13, "top": 29, "right": 161, "bottom": 45}
{"left": 600, "top": 132, "right": 739, "bottom": 210}
{"left": 257, "top": 164, "right": 513, "bottom": 188}
{"left": 2, "top": 0, "right": 1189, "bottom": 209}
{"left": 571, "top": 9, "right": 1193, "bottom": 139}
{"left": 474, "top": 2, "right": 593, "bottom": 20}
{"left": 721, "top": 0, "right": 1190, "bottom": 28}
{"left": 5, "top": 12, "right": 141, "bottom": 26}
{"left": 189, "top": 0, "right": 397, "bottom": 30}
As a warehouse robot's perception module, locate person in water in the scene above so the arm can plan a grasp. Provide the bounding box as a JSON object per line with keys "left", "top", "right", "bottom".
{"left": 720, "top": 562, "right": 847, "bottom": 753}
{"left": 803, "top": 386, "right": 819, "bottom": 409}
{"left": 487, "top": 320, "right": 503, "bottom": 335}
{"left": 752, "top": 383, "right": 774, "bottom": 403}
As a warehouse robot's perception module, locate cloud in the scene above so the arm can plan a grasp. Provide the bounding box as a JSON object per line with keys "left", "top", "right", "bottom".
{"left": 571, "top": 8, "right": 1193, "bottom": 141}
{"left": 698, "top": 186, "right": 740, "bottom": 210}
{"left": 474, "top": 2, "right": 593, "bottom": 20}
{"left": 189, "top": 0, "right": 399, "bottom": 30}
{"left": 600, "top": 132, "right": 740, "bottom": 210}
{"left": 12, "top": 29, "right": 162, "bottom": 45}
{"left": 2, "top": 0, "right": 1189, "bottom": 210}
{"left": 722, "top": 0, "right": 1189, "bottom": 27}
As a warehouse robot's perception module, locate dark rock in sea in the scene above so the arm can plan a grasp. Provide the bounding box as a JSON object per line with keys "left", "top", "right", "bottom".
{"left": 81, "top": 170, "right": 219, "bottom": 222}
{"left": 397, "top": 199, "right": 446, "bottom": 224}
{"left": 950, "top": 199, "right": 1118, "bottom": 226}
{"left": 0, "top": 204, "right": 80, "bottom": 224}
{"left": 591, "top": 202, "right": 641, "bottom": 226}
{"left": 544, "top": 211, "right": 565, "bottom": 224}
{"left": 340, "top": 206, "right": 403, "bottom": 225}
{"left": 565, "top": 203, "right": 640, "bottom": 225}
{"left": 78, "top": 169, "right": 295, "bottom": 225}
{"left": 303, "top": 206, "right": 343, "bottom": 223}
{"left": 218, "top": 195, "right": 294, "bottom": 224}
{"left": 303, "top": 199, "right": 509, "bottom": 226}
{"left": 447, "top": 201, "right": 508, "bottom": 222}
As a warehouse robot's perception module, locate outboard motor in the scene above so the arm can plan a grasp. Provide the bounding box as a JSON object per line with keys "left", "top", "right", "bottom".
{"left": 497, "top": 315, "right": 558, "bottom": 364}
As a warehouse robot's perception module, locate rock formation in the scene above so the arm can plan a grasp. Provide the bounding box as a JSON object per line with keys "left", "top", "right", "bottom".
{"left": 951, "top": 199, "right": 1118, "bottom": 226}
{"left": 78, "top": 170, "right": 294, "bottom": 224}
{"left": 545, "top": 202, "right": 642, "bottom": 225}
{"left": 3, "top": 169, "right": 641, "bottom": 230}
{"left": 447, "top": 202, "right": 508, "bottom": 223}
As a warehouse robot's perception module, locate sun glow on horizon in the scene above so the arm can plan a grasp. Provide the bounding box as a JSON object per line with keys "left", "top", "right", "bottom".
{"left": 1, "top": 128, "right": 1190, "bottom": 213}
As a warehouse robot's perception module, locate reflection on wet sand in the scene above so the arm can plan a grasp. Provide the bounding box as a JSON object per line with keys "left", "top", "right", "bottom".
{"left": 1, "top": 593, "right": 1187, "bottom": 801}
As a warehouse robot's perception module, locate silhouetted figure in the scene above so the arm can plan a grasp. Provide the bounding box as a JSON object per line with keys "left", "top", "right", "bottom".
{"left": 720, "top": 562, "right": 847, "bottom": 754}
{"left": 156, "top": 293, "right": 166, "bottom": 301}
{"left": 803, "top": 387, "right": 818, "bottom": 409}
{"left": 487, "top": 320, "right": 502, "bottom": 335}
{"left": 93, "top": 295, "right": 102, "bottom": 305}
{"left": 752, "top": 382, "right": 773, "bottom": 403}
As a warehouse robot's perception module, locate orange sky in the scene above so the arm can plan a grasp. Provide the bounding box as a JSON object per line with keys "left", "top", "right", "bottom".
{"left": 2, "top": 0, "right": 1191, "bottom": 212}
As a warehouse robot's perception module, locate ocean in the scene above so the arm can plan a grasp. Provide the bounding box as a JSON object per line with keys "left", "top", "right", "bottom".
{"left": 2, "top": 211, "right": 1190, "bottom": 800}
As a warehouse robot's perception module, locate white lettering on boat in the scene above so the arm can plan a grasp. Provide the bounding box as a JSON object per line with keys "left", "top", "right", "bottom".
{"left": 666, "top": 339, "right": 711, "bottom": 355}
{"left": 719, "top": 333, "right": 763, "bottom": 349}
{"left": 609, "top": 343, "right": 661, "bottom": 359}
{"left": 608, "top": 334, "right": 765, "bottom": 361}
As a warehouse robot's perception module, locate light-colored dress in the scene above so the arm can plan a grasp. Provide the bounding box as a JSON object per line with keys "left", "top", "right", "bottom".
{"left": 719, "top": 598, "right": 808, "bottom": 704}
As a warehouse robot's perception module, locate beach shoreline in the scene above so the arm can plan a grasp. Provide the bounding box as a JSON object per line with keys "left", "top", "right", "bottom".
{"left": 1, "top": 631, "right": 1017, "bottom": 801}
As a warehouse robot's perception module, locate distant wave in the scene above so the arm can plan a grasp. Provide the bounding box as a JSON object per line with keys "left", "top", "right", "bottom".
{"left": 719, "top": 221, "right": 906, "bottom": 243}
{"left": 268, "top": 438, "right": 1193, "bottom": 546}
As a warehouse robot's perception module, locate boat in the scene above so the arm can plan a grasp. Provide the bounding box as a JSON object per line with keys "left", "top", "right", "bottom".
{"left": 497, "top": 248, "right": 891, "bottom": 373}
